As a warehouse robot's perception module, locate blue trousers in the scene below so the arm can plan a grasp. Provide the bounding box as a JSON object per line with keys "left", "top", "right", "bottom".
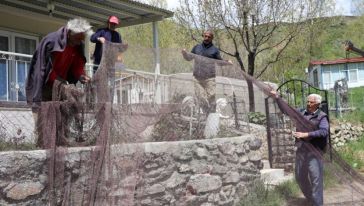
{"left": 295, "top": 144, "right": 324, "bottom": 206}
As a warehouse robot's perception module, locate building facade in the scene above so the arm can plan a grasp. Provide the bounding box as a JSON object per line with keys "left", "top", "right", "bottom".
{"left": 308, "top": 57, "right": 364, "bottom": 89}
{"left": 0, "top": 0, "right": 173, "bottom": 103}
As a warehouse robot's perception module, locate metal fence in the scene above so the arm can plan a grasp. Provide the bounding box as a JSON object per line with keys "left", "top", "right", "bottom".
{"left": 0, "top": 50, "right": 261, "bottom": 145}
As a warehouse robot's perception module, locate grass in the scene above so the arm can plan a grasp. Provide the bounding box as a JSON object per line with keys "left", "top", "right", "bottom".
{"left": 330, "top": 86, "right": 364, "bottom": 122}
{"left": 347, "top": 86, "right": 364, "bottom": 109}
{"left": 275, "top": 180, "right": 300, "bottom": 199}
{"left": 0, "top": 139, "right": 37, "bottom": 151}
{"left": 337, "top": 135, "right": 364, "bottom": 171}
{"left": 239, "top": 179, "right": 300, "bottom": 206}
{"left": 238, "top": 162, "right": 350, "bottom": 206}
{"left": 323, "top": 164, "right": 339, "bottom": 189}
{"left": 338, "top": 108, "right": 364, "bottom": 123}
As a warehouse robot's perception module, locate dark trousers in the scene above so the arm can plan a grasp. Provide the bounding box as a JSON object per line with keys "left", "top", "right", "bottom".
{"left": 295, "top": 145, "right": 324, "bottom": 206}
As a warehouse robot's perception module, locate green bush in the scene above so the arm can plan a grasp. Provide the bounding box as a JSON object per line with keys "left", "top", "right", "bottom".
{"left": 248, "top": 112, "right": 267, "bottom": 125}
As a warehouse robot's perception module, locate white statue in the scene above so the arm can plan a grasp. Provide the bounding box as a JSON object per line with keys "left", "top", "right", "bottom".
{"left": 216, "top": 98, "right": 229, "bottom": 119}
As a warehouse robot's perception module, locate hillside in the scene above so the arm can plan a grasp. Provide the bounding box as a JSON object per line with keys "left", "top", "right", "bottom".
{"left": 118, "top": 15, "right": 364, "bottom": 82}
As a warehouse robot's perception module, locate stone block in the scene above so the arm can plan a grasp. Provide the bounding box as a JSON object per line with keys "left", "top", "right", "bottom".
{"left": 187, "top": 174, "right": 222, "bottom": 194}
{"left": 5, "top": 181, "right": 44, "bottom": 201}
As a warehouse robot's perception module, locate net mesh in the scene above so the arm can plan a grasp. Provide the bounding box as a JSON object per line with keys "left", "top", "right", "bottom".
{"left": 37, "top": 41, "right": 364, "bottom": 205}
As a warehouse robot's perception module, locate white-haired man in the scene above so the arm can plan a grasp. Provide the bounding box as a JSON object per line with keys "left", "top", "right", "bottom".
{"left": 293, "top": 93, "right": 328, "bottom": 206}
{"left": 26, "top": 18, "right": 92, "bottom": 147}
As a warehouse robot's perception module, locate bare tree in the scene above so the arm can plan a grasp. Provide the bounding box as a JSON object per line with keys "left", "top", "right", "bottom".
{"left": 176, "top": 0, "right": 329, "bottom": 112}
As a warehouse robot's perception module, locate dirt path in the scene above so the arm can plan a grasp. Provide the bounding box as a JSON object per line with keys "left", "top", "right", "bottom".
{"left": 285, "top": 180, "right": 364, "bottom": 206}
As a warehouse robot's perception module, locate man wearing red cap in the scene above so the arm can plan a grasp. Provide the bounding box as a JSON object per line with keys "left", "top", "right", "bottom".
{"left": 90, "top": 15, "right": 122, "bottom": 73}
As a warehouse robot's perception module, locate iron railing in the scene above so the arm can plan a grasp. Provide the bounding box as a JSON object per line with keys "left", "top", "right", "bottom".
{"left": 0, "top": 50, "right": 32, "bottom": 102}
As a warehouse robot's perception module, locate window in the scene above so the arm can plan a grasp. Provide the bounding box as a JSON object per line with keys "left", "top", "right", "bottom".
{"left": 341, "top": 70, "right": 349, "bottom": 81}
{"left": 349, "top": 69, "right": 358, "bottom": 82}
{"left": 122, "top": 90, "right": 128, "bottom": 104}
{"left": 359, "top": 67, "right": 364, "bottom": 81}
{"left": 322, "top": 71, "right": 331, "bottom": 87}
{"left": 331, "top": 65, "right": 342, "bottom": 82}
{"left": 0, "top": 31, "right": 38, "bottom": 101}
{"left": 0, "top": 35, "right": 9, "bottom": 101}
{"left": 313, "top": 69, "right": 318, "bottom": 87}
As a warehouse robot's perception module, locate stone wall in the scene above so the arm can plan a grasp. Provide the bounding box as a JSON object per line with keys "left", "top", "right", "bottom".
{"left": 330, "top": 121, "right": 364, "bottom": 148}
{"left": 0, "top": 135, "right": 262, "bottom": 206}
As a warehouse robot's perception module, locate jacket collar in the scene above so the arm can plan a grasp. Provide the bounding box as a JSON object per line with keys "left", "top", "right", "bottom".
{"left": 202, "top": 42, "right": 213, "bottom": 48}
{"left": 304, "top": 109, "right": 319, "bottom": 116}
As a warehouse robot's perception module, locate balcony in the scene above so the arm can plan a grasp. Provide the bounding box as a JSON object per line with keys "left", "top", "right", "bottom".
{"left": 0, "top": 50, "right": 32, "bottom": 102}
{"left": 0, "top": 50, "right": 168, "bottom": 105}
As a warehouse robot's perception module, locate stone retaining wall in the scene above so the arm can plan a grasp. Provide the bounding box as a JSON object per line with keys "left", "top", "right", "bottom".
{"left": 0, "top": 135, "right": 262, "bottom": 206}
{"left": 330, "top": 121, "right": 364, "bottom": 148}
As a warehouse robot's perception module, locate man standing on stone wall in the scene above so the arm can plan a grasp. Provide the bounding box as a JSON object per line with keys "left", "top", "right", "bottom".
{"left": 182, "top": 30, "right": 232, "bottom": 115}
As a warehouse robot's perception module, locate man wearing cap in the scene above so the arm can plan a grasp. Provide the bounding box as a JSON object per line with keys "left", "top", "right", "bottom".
{"left": 90, "top": 15, "right": 123, "bottom": 73}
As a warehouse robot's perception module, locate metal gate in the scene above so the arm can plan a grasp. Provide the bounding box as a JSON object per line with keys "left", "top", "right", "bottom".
{"left": 265, "top": 79, "right": 331, "bottom": 171}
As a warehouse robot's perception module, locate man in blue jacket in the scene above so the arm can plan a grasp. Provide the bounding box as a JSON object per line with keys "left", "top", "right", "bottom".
{"left": 182, "top": 30, "right": 232, "bottom": 114}
{"left": 90, "top": 15, "right": 122, "bottom": 73}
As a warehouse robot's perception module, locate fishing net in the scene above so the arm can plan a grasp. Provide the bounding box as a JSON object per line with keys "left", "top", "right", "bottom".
{"left": 37, "top": 41, "right": 363, "bottom": 205}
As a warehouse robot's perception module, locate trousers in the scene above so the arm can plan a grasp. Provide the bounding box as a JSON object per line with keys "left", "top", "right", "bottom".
{"left": 295, "top": 144, "right": 324, "bottom": 206}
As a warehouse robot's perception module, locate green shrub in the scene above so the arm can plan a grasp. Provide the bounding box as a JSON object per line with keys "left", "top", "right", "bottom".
{"left": 248, "top": 112, "right": 266, "bottom": 125}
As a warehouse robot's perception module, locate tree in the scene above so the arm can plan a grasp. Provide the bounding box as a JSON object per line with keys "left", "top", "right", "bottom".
{"left": 118, "top": 0, "right": 200, "bottom": 74}
{"left": 176, "top": 0, "right": 331, "bottom": 112}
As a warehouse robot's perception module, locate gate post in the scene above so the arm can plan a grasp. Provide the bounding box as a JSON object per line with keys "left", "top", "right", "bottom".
{"left": 265, "top": 97, "right": 273, "bottom": 169}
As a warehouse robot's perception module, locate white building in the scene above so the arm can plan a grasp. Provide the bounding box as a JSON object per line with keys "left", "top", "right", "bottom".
{"left": 308, "top": 57, "right": 364, "bottom": 89}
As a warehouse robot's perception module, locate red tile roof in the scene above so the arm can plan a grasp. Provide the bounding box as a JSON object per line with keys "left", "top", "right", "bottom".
{"left": 309, "top": 57, "right": 364, "bottom": 66}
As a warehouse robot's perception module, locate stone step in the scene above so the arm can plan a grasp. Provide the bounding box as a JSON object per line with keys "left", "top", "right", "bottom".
{"left": 260, "top": 168, "right": 294, "bottom": 187}
{"left": 269, "top": 174, "right": 294, "bottom": 186}
{"left": 260, "top": 168, "right": 284, "bottom": 183}
{"left": 261, "top": 159, "right": 271, "bottom": 169}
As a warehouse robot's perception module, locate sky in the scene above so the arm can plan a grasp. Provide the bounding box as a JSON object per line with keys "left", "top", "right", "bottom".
{"left": 165, "top": 0, "right": 179, "bottom": 10}
{"left": 165, "top": 0, "right": 354, "bottom": 16}
{"left": 335, "top": 0, "right": 352, "bottom": 15}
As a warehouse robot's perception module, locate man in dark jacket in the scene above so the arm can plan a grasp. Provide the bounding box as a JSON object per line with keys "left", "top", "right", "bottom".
{"left": 293, "top": 93, "right": 328, "bottom": 206}
{"left": 90, "top": 15, "right": 122, "bottom": 73}
{"left": 182, "top": 30, "right": 232, "bottom": 114}
{"left": 26, "top": 18, "right": 92, "bottom": 147}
